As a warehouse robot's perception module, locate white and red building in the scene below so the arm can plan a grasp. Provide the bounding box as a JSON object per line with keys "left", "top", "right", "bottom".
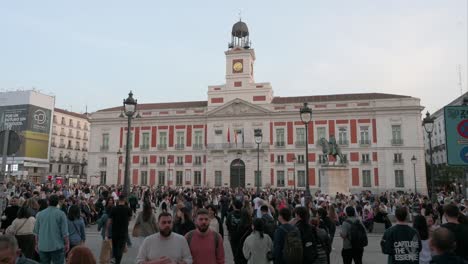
{"left": 88, "top": 21, "right": 427, "bottom": 193}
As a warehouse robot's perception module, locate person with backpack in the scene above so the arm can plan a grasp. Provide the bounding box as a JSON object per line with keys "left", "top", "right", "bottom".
{"left": 226, "top": 200, "right": 243, "bottom": 262}
{"left": 260, "top": 205, "right": 276, "bottom": 240}
{"left": 273, "top": 207, "right": 303, "bottom": 264}
{"left": 295, "top": 206, "right": 330, "bottom": 264}
{"left": 381, "top": 207, "right": 421, "bottom": 264}
{"left": 340, "top": 206, "right": 368, "bottom": 264}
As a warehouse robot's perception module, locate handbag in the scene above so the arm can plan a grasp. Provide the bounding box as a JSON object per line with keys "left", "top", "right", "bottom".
{"left": 99, "top": 240, "right": 112, "bottom": 264}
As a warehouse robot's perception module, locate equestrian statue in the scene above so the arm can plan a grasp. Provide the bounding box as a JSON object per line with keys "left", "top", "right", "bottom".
{"left": 319, "top": 135, "right": 345, "bottom": 164}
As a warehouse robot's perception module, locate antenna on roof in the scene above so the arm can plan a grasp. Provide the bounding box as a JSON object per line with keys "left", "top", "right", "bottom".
{"left": 238, "top": 9, "right": 242, "bottom": 21}
{"left": 458, "top": 64, "right": 463, "bottom": 95}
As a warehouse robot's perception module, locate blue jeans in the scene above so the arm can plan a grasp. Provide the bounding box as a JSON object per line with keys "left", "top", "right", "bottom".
{"left": 39, "top": 249, "right": 65, "bottom": 264}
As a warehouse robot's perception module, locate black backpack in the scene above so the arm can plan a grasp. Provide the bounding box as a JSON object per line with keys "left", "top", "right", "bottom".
{"left": 300, "top": 224, "right": 320, "bottom": 263}
{"left": 346, "top": 219, "right": 368, "bottom": 249}
{"left": 262, "top": 215, "right": 276, "bottom": 239}
{"left": 227, "top": 211, "right": 241, "bottom": 234}
{"left": 280, "top": 225, "right": 303, "bottom": 264}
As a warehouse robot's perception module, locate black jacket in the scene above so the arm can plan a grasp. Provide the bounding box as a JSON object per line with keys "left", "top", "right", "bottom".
{"left": 173, "top": 220, "right": 195, "bottom": 236}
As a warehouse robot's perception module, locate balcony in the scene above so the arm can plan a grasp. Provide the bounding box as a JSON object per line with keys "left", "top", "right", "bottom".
{"left": 60, "top": 132, "right": 66, "bottom": 136}
{"left": 99, "top": 162, "right": 107, "bottom": 167}
{"left": 338, "top": 139, "right": 349, "bottom": 146}
{"left": 59, "top": 144, "right": 66, "bottom": 148}
{"left": 68, "top": 134, "right": 74, "bottom": 138}
{"left": 318, "top": 157, "right": 328, "bottom": 164}
{"left": 67, "top": 145, "right": 73, "bottom": 150}
{"left": 52, "top": 130, "right": 58, "bottom": 135}
{"left": 275, "top": 160, "right": 285, "bottom": 165}
{"left": 74, "top": 146, "right": 81, "bottom": 150}
{"left": 296, "top": 160, "right": 305, "bottom": 164}
{"left": 100, "top": 145, "right": 109, "bottom": 151}
{"left": 140, "top": 162, "right": 148, "bottom": 167}
{"left": 275, "top": 142, "right": 285, "bottom": 148}
{"left": 206, "top": 142, "right": 268, "bottom": 150}
{"left": 175, "top": 144, "right": 185, "bottom": 150}
{"left": 391, "top": 138, "right": 404, "bottom": 146}
{"left": 295, "top": 141, "right": 306, "bottom": 147}
{"left": 361, "top": 160, "right": 371, "bottom": 165}
{"left": 158, "top": 162, "right": 166, "bottom": 166}
{"left": 157, "top": 144, "right": 167, "bottom": 150}
{"left": 75, "top": 135, "right": 81, "bottom": 139}
{"left": 193, "top": 162, "right": 202, "bottom": 166}
{"left": 82, "top": 147, "right": 88, "bottom": 151}
{"left": 83, "top": 136, "right": 88, "bottom": 141}
{"left": 193, "top": 144, "right": 204, "bottom": 150}
{"left": 140, "top": 145, "right": 150, "bottom": 151}
{"left": 393, "top": 159, "right": 404, "bottom": 164}
{"left": 359, "top": 139, "right": 371, "bottom": 146}
{"left": 51, "top": 142, "right": 57, "bottom": 147}
{"left": 175, "top": 162, "right": 184, "bottom": 166}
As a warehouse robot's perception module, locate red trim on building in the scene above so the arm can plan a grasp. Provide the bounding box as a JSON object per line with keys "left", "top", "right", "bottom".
{"left": 211, "top": 98, "right": 224, "bottom": 103}
{"left": 287, "top": 122, "right": 293, "bottom": 145}
{"left": 253, "top": 96, "right": 266, "bottom": 101}
{"left": 374, "top": 168, "right": 379, "bottom": 186}
{"left": 141, "top": 126, "right": 151, "bottom": 130}
{"left": 213, "top": 87, "right": 221, "bottom": 90}
{"left": 204, "top": 125, "right": 207, "bottom": 146}
{"left": 372, "top": 152, "right": 378, "bottom": 161}
{"left": 151, "top": 126, "right": 157, "bottom": 147}
{"left": 336, "top": 120, "right": 348, "bottom": 124}
{"left": 329, "top": 120, "right": 335, "bottom": 137}
{"left": 193, "top": 124, "right": 204, "bottom": 129}
{"left": 234, "top": 81, "right": 242, "bottom": 87}
{"left": 118, "top": 169, "right": 122, "bottom": 185}
{"left": 358, "top": 119, "right": 371, "bottom": 124}
{"left": 336, "top": 103, "right": 348, "bottom": 107}
{"left": 256, "top": 85, "right": 263, "bottom": 88}
{"left": 159, "top": 111, "right": 169, "bottom": 115}
{"left": 308, "top": 122, "right": 314, "bottom": 144}
{"left": 294, "top": 105, "right": 302, "bottom": 109}
{"left": 274, "top": 106, "right": 285, "bottom": 110}
{"left": 133, "top": 156, "right": 140, "bottom": 164}
{"left": 158, "top": 126, "right": 168, "bottom": 129}
{"left": 185, "top": 155, "right": 192, "bottom": 163}
{"left": 186, "top": 125, "right": 192, "bottom": 147}
{"left": 274, "top": 122, "right": 286, "bottom": 126}
{"left": 372, "top": 119, "right": 377, "bottom": 143}
{"left": 315, "top": 104, "right": 327, "bottom": 108}
{"left": 150, "top": 155, "right": 157, "bottom": 164}
{"left": 286, "top": 153, "right": 295, "bottom": 162}
{"left": 309, "top": 168, "right": 315, "bottom": 186}
{"left": 270, "top": 154, "right": 275, "bottom": 163}
{"left": 134, "top": 127, "right": 140, "bottom": 147}
{"left": 350, "top": 120, "right": 357, "bottom": 143}
{"left": 315, "top": 120, "right": 327, "bottom": 125}
{"left": 270, "top": 122, "right": 273, "bottom": 145}
{"left": 294, "top": 121, "right": 303, "bottom": 126}
{"left": 142, "top": 111, "right": 152, "bottom": 116}
{"left": 308, "top": 153, "right": 316, "bottom": 162}
{"left": 150, "top": 169, "right": 156, "bottom": 186}
{"left": 119, "top": 156, "right": 123, "bottom": 164}
{"left": 270, "top": 169, "right": 274, "bottom": 185}
{"left": 352, "top": 168, "right": 359, "bottom": 186}
{"left": 203, "top": 155, "right": 206, "bottom": 163}
{"left": 132, "top": 169, "right": 139, "bottom": 185}
{"left": 120, "top": 127, "right": 123, "bottom": 148}
{"left": 350, "top": 152, "right": 359, "bottom": 162}
{"left": 169, "top": 126, "right": 174, "bottom": 147}
{"left": 175, "top": 125, "right": 186, "bottom": 129}
{"left": 328, "top": 155, "right": 336, "bottom": 162}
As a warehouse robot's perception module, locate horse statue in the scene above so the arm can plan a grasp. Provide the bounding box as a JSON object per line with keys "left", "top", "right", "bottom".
{"left": 319, "top": 135, "right": 345, "bottom": 164}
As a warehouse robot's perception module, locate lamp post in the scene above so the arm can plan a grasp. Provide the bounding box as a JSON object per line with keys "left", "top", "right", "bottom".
{"left": 123, "top": 91, "right": 137, "bottom": 196}
{"left": 292, "top": 155, "right": 296, "bottom": 192}
{"left": 117, "top": 149, "right": 122, "bottom": 185}
{"left": 422, "top": 111, "right": 435, "bottom": 202}
{"left": 300, "top": 102, "right": 312, "bottom": 200}
{"left": 254, "top": 129, "right": 263, "bottom": 195}
{"left": 237, "top": 151, "right": 242, "bottom": 188}
{"left": 411, "top": 155, "right": 417, "bottom": 195}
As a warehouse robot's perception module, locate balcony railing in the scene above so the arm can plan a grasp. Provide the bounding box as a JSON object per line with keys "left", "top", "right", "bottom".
{"left": 175, "top": 144, "right": 185, "bottom": 150}
{"left": 140, "top": 162, "right": 148, "bottom": 166}
{"left": 75, "top": 135, "right": 81, "bottom": 139}
{"left": 359, "top": 139, "right": 371, "bottom": 146}
{"left": 99, "top": 162, "right": 107, "bottom": 167}
{"left": 82, "top": 147, "right": 88, "bottom": 151}
{"left": 275, "top": 142, "right": 285, "bottom": 148}
{"left": 67, "top": 145, "right": 73, "bottom": 150}
{"left": 361, "top": 160, "right": 371, "bottom": 164}
{"left": 318, "top": 158, "right": 327, "bottom": 164}
{"left": 193, "top": 144, "right": 204, "bottom": 150}
{"left": 296, "top": 160, "right": 305, "bottom": 164}
{"left": 68, "top": 134, "right": 74, "bottom": 138}
{"left": 276, "top": 160, "right": 285, "bottom": 165}
{"left": 158, "top": 162, "right": 166, "bottom": 166}
{"left": 338, "top": 139, "right": 349, "bottom": 146}
{"left": 393, "top": 159, "right": 404, "bottom": 164}
{"left": 175, "top": 162, "right": 184, "bottom": 166}
{"left": 140, "top": 145, "right": 150, "bottom": 151}
{"left": 391, "top": 139, "right": 404, "bottom": 146}
{"left": 100, "top": 145, "right": 109, "bottom": 151}
{"left": 59, "top": 144, "right": 66, "bottom": 148}
{"left": 206, "top": 142, "right": 269, "bottom": 150}
{"left": 83, "top": 136, "right": 88, "bottom": 141}
{"left": 295, "top": 141, "right": 306, "bottom": 147}
{"left": 52, "top": 130, "right": 58, "bottom": 135}
{"left": 74, "top": 146, "right": 81, "bottom": 150}
{"left": 193, "top": 162, "right": 202, "bottom": 166}
{"left": 51, "top": 142, "right": 57, "bottom": 147}
{"left": 157, "top": 144, "right": 167, "bottom": 150}
{"left": 60, "top": 132, "right": 66, "bottom": 136}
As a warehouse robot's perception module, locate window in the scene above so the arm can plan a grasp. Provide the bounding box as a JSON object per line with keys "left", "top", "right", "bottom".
{"left": 194, "top": 156, "right": 202, "bottom": 165}
{"left": 100, "top": 157, "right": 107, "bottom": 167}
{"left": 338, "top": 127, "right": 348, "bottom": 145}
{"left": 194, "top": 131, "right": 203, "bottom": 148}
{"left": 75, "top": 141, "right": 80, "bottom": 149}
{"left": 141, "top": 171, "right": 148, "bottom": 185}
{"left": 391, "top": 125, "right": 403, "bottom": 145}
{"left": 101, "top": 134, "right": 109, "bottom": 151}
{"left": 58, "top": 164, "right": 62, "bottom": 173}
{"left": 159, "top": 156, "right": 166, "bottom": 165}
{"left": 394, "top": 153, "right": 403, "bottom": 164}
{"left": 53, "top": 115, "right": 57, "bottom": 123}
{"left": 361, "top": 153, "right": 370, "bottom": 164}
{"left": 61, "top": 117, "right": 65, "bottom": 125}
{"left": 141, "top": 156, "right": 148, "bottom": 165}
{"left": 255, "top": 171, "right": 262, "bottom": 187}
{"left": 141, "top": 132, "right": 150, "bottom": 149}
{"left": 215, "top": 171, "right": 222, "bottom": 186}
{"left": 176, "top": 131, "right": 185, "bottom": 149}
{"left": 176, "top": 156, "right": 184, "bottom": 165}
{"left": 159, "top": 132, "right": 167, "bottom": 148}
{"left": 317, "top": 127, "right": 326, "bottom": 141}
{"left": 214, "top": 129, "right": 223, "bottom": 135}
{"left": 277, "top": 171, "right": 285, "bottom": 187}
{"left": 295, "top": 128, "right": 305, "bottom": 146}
{"left": 362, "top": 170, "right": 371, "bottom": 187}
{"left": 395, "top": 170, "right": 404, "bottom": 187}
{"left": 158, "top": 171, "right": 165, "bottom": 185}
{"left": 318, "top": 154, "right": 327, "bottom": 164}
{"left": 194, "top": 171, "right": 201, "bottom": 186}
{"left": 76, "top": 131, "right": 80, "bottom": 138}
{"left": 360, "top": 127, "right": 370, "bottom": 145}
{"left": 69, "top": 119, "right": 73, "bottom": 127}
{"left": 340, "top": 154, "right": 348, "bottom": 164}
{"left": 297, "top": 155, "right": 305, "bottom": 164}
{"left": 176, "top": 171, "right": 183, "bottom": 186}
{"left": 297, "top": 170, "right": 306, "bottom": 187}
{"left": 49, "top": 164, "right": 53, "bottom": 173}
{"left": 276, "top": 128, "right": 285, "bottom": 147}
{"left": 276, "top": 155, "right": 284, "bottom": 164}
{"left": 100, "top": 171, "right": 107, "bottom": 185}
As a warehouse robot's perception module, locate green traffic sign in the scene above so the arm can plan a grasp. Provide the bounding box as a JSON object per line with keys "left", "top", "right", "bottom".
{"left": 444, "top": 106, "right": 468, "bottom": 166}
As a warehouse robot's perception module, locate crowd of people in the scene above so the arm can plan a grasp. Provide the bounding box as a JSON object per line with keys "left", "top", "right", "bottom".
{"left": 0, "top": 181, "right": 467, "bottom": 263}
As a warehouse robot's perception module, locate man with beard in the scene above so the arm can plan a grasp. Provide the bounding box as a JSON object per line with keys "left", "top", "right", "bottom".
{"left": 185, "top": 209, "right": 224, "bottom": 264}
{"left": 136, "top": 212, "right": 192, "bottom": 264}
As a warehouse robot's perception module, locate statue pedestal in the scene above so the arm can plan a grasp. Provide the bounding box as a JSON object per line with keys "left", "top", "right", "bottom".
{"left": 319, "top": 165, "right": 349, "bottom": 195}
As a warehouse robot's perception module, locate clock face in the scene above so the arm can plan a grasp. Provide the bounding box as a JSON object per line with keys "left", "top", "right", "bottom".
{"left": 233, "top": 61, "right": 243, "bottom": 73}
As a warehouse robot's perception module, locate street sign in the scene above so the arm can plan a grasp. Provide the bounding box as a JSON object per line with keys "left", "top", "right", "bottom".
{"left": 444, "top": 106, "right": 468, "bottom": 165}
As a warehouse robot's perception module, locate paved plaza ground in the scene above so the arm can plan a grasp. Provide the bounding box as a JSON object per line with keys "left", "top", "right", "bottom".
{"left": 84, "top": 215, "right": 387, "bottom": 264}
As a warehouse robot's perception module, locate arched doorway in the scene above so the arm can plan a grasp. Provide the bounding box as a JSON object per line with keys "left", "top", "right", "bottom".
{"left": 230, "top": 159, "right": 245, "bottom": 188}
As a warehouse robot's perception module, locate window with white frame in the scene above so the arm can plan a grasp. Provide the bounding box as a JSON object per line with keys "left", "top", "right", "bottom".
{"left": 277, "top": 155, "right": 284, "bottom": 164}
{"left": 102, "top": 134, "right": 109, "bottom": 149}
{"left": 394, "top": 153, "right": 403, "bottom": 164}
{"left": 392, "top": 125, "right": 402, "bottom": 145}
{"left": 296, "top": 127, "right": 305, "bottom": 145}
{"left": 362, "top": 170, "right": 371, "bottom": 187}
{"left": 194, "top": 156, "right": 202, "bottom": 165}
{"left": 194, "top": 171, "right": 201, "bottom": 186}
{"left": 159, "top": 132, "right": 167, "bottom": 148}
{"left": 142, "top": 132, "right": 150, "bottom": 149}
{"left": 297, "top": 170, "right": 306, "bottom": 187}
{"left": 141, "top": 171, "right": 148, "bottom": 185}
{"left": 317, "top": 127, "right": 326, "bottom": 141}
{"left": 158, "top": 171, "right": 165, "bottom": 185}
{"left": 360, "top": 127, "right": 370, "bottom": 144}
{"left": 176, "top": 156, "right": 184, "bottom": 165}
{"left": 297, "top": 155, "right": 305, "bottom": 164}
{"left": 277, "top": 171, "right": 285, "bottom": 187}
{"left": 276, "top": 128, "right": 285, "bottom": 147}
{"left": 176, "top": 131, "right": 184, "bottom": 149}
{"left": 338, "top": 127, "right": 348, "bottom": 145}
{"left": 395, "top": 170, "right": 404, "bottom": 187}
{"left": 141, "top": 156, "right": 148, "bottom": 165}
{"left": 194, "top": 131, "right": 203, "bottom": 147}
{"left": 176, "top": 171, "right": 183, "bottom": 186}
{"left": 215, "top": 171, "right": 222, "bottom": 186}
{"left": 361, "top": 153, "right": 370, "bottom": 163}
{"left": 159, "top": 156, "right": 166, "bottom": 165}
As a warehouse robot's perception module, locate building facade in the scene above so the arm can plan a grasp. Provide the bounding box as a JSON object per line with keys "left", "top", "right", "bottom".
{"left": 49, "top": 108, "right": 90, "bottom": 184}
{"left": 88, "top": 21, "right": 428, "bottom": 193}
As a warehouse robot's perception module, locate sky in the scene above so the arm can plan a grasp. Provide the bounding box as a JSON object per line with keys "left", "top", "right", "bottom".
{"left": 0, "top": 1, "right": 467, "bottom": 114}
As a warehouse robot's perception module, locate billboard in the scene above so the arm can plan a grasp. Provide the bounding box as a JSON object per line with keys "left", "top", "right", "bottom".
{"left": 0, "top": 104, "right": 52, "bottom": 160}
{"left": 444, "top": 106, "right": 468, "bottom": 166}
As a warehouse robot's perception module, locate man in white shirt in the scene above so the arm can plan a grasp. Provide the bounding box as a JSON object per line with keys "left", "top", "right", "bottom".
{"left": 136, "top": 212, "right": 192, "bottom": 264}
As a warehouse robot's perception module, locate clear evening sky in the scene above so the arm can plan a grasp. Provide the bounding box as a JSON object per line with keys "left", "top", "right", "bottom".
{"left": 1, "top": 1, "right": 467, "bottom": 114}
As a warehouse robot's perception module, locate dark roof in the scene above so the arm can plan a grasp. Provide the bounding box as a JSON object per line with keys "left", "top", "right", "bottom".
{"left": 54, "top": 108, "right": 89, "bottom": 119}
{"left": 97, "top": 101, "right": 208, "bottom": 112}
{"left": 232, "top": 20, "right": 249, "bottom": 37}
{"left": 271, "top": 93, "right": 411, "bottom": 104}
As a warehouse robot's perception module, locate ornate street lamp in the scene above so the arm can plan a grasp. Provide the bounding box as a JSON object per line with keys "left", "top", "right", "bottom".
{"left": 300, "top": 102, "right": 312, "bottom": 199}
{"left": 422, "top": 111, "right": 435, "bottom": 202}
{"left": 292, "top": 155, "right": 297, "bottom": 192}
{"left": 411, "top": 155, "right": 417, "bottom": 194}
{"left": 237, "top": 151, "right": 242, "bottom": 188}
{"left": 254, "top": 129, "right": 263, "bottom": 195}
{"left": 117, "top": 148, "right": 122, "bottom": 185}
{"left": 123, "top": 91, "right": 137, "bottom": 196}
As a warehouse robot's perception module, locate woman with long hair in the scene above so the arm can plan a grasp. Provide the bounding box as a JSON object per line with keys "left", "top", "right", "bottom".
{"left": 67, "top": 245, "right": 97, "bottom": 264}
{"left": 235, "top": 208, "right": 253, "bottom": 264}
{"left": 133, "top": 202, "right": 158, "bottom": 238}
{"left": 206, "top": 204, "right": 224, "bottom": 238}
{"left": 173, "top": 207, "right": 195, "bottom": 236}
{"left": 242, "top": 218, "right": 273, "bottom": 264}
{"left": 413, "top": 215, "right": 431, "bottom": 264}
{"left": 67, "top": 205, "right": 86, "bottom": 251}
{"left": 6, "top": 206, "right": 36, "bottom": 259}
